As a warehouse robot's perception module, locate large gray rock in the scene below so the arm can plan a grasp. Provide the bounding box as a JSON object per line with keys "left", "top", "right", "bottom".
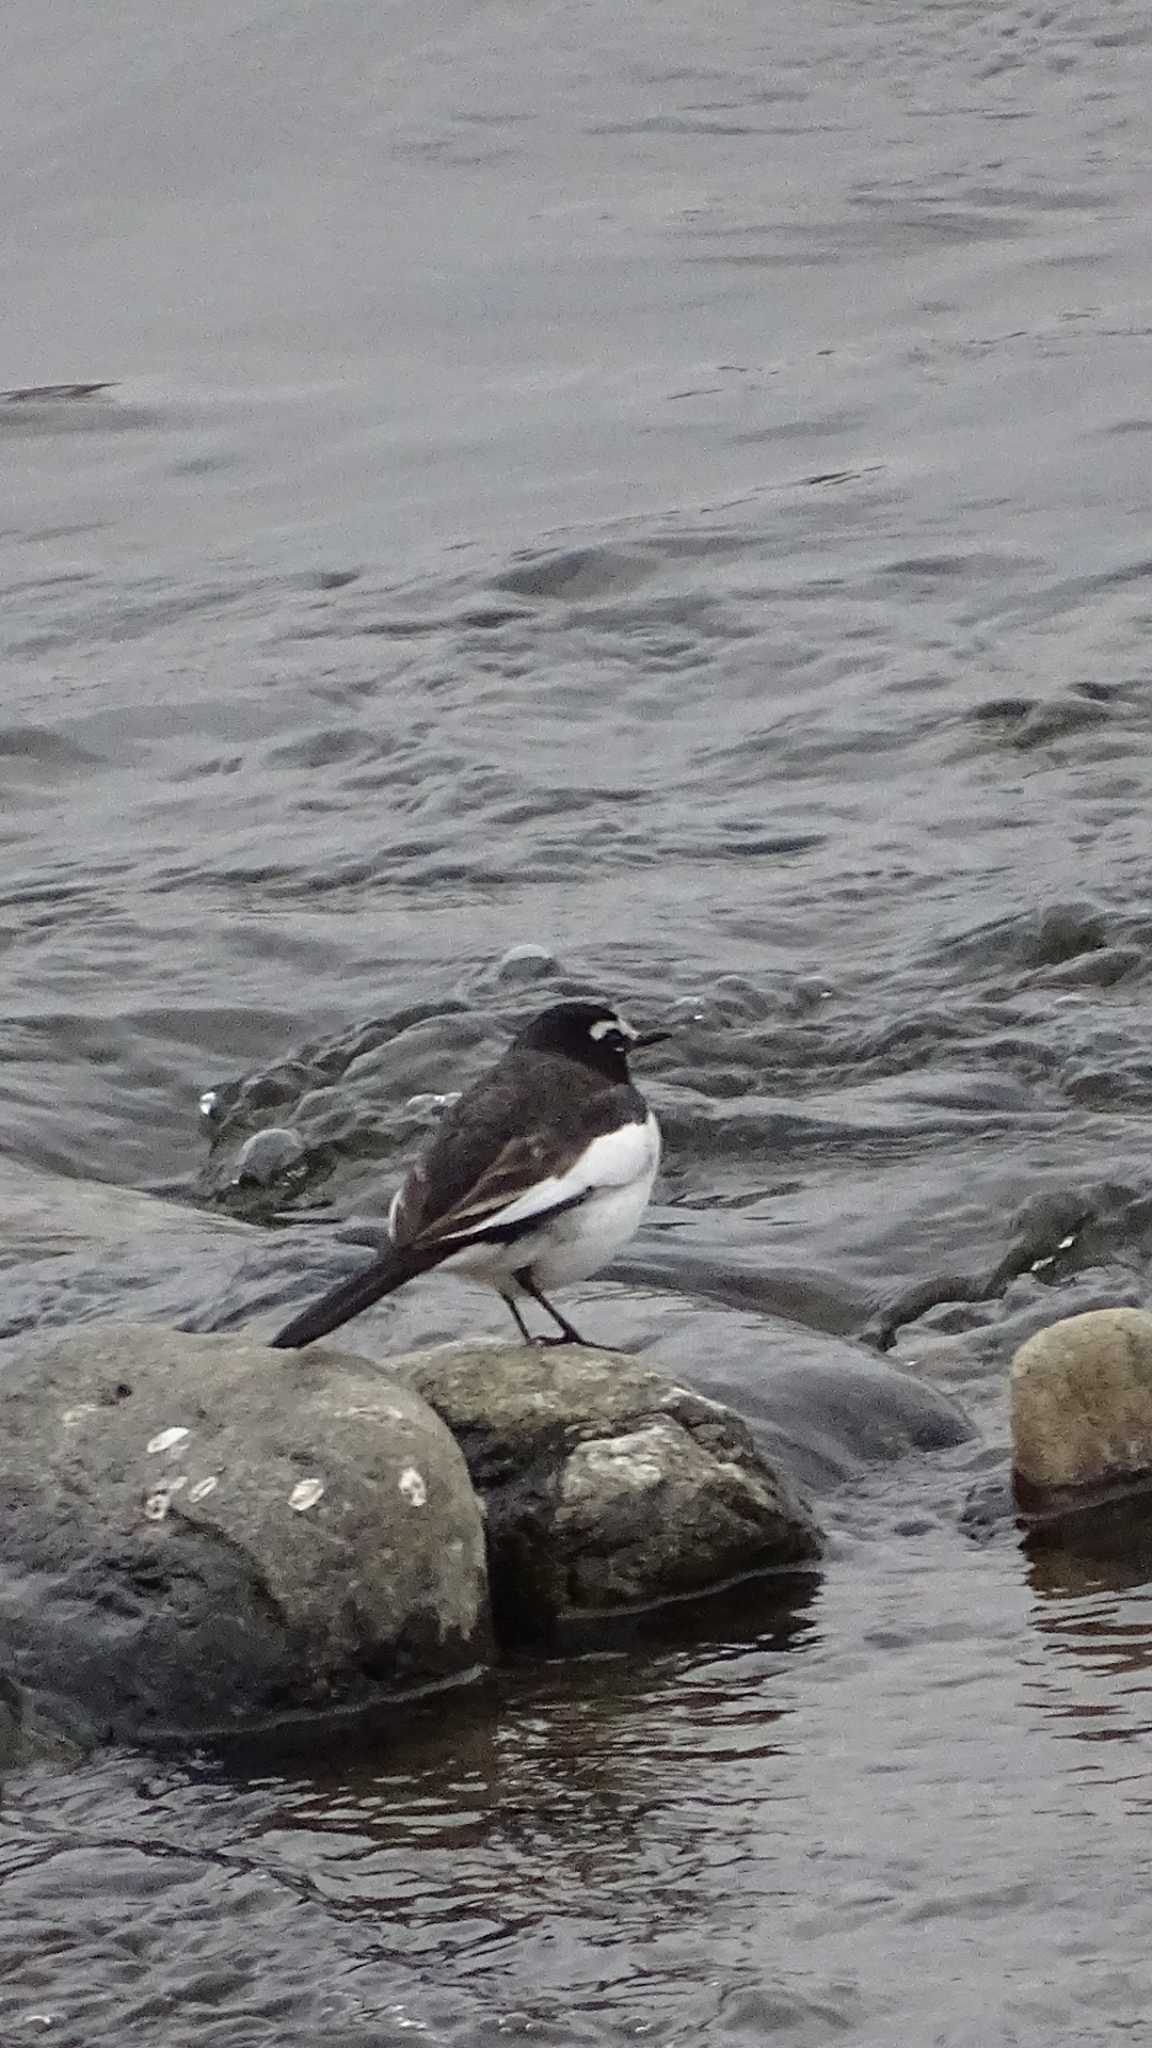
{"left": 0, "top": 1325, "right": 490, "bottom": 1744}
{"left": 1012, "top": 1307, "right": 1152, "bottom": 1515}
{"left": 382, "top": 1342, "right": 823, "bottom": 1640}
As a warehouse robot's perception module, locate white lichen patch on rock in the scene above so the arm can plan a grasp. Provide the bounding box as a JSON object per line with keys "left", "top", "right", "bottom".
{"left": 398, "top": 1466, "right": 427, "bottom": 1507}
{"left": 561, "top": 1427, "right": 671, "bottom": 1499}
{"left": 143, "top": 1475, "right": 188, "bottom": 1522}
{"left": 147, "top": 1425, "right": 190, "bottom": 1456}
{"left": 288, "top": 1477, "right": 325, "bottom": 1512}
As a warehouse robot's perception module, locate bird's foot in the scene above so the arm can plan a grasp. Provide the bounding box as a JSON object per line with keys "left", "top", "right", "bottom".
{"left": 532, "top": 1332, "right": 628, "bottom": 1351}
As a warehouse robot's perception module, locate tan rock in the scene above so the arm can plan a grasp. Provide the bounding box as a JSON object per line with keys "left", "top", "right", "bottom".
{"left": 1011, "top": 1308, "right": 1152, "bottom": 1506}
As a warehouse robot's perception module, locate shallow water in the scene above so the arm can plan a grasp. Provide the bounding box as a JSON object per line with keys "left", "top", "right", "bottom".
{"left": 5, "top": 0, "right": 1152, "bottom": 2039}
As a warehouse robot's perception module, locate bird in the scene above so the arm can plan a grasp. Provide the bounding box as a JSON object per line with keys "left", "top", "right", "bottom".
{"left": 269, "top": 999, "right": 667, "bottom": 1351}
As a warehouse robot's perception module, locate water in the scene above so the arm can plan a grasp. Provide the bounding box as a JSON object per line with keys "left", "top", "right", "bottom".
{"left": 5, "top": 0, "right": 1152, "bottom": 2038}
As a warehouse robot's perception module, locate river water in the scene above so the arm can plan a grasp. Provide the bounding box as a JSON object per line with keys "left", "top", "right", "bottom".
{"left": 5, "top": 0, "right": 1152, "bottom": 2039}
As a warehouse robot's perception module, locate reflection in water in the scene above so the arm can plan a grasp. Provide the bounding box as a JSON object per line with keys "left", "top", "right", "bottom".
{"left": 13, "top": 1522, "right": 1152, "bottom": 2043}
{"left": 239, "top": 1585, "right": 820, "bottom": 2019}
{"left": 1025, "top": 1509, "right": 1152, "bottom": 1751}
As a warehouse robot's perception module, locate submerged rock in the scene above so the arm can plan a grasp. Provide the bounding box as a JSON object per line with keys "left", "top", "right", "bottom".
{"left": 233, "top": 1126, "right": 307, "bottom": 1187}
{"left": 484, "top": 943, "right": 559, "bottom": 985}
{"left": 385, "top": 1342, "right": 823, "bottom": 1641}
{"left": 645, "top": 1316, "right": 974, "bottom": 1492}
{"left": 0, "top": 1325, "right": 489, "bottom": 1744}
{"left": 1012, "top": 1307, "right": 1152, "bottom": 1517}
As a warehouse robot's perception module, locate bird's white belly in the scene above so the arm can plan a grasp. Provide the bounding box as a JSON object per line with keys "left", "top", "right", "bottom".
{"left": 437, "top": 1112, "right": 660, "bottom": 1295}
{"left": 528, "top": 1169, "right": 656, "bottom": 1287}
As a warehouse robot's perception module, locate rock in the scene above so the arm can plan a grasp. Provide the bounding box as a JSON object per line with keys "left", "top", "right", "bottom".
{"left": 646, "top": 1318, "right": 975, "bottom": 1492}
{"left": 1012, "top": 1307, "right": 1152, "bottom": 1515}
{"left": 734, "top": 1352, "right": 973, "bottom": 1490}
{"left": 0, "top": 1325, "right": 490, "bottom": 1744}
{"left": 488, "top": 943, "right": 558, "bottom": 985}
{"left": 234, "top": 1126, "right": 307, "bottom": 1186}
{"left": 385, "top": 1343, "right": 823, "bottom": 1641}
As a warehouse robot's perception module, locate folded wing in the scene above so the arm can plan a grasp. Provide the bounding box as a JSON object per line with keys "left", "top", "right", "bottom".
{"left": 394, "top": 1114, "right": 656, "bottom": 1252}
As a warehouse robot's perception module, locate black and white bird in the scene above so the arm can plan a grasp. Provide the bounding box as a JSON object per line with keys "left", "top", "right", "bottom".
{"left": 269, "top": 999, "right": 666, "bottom": 1351}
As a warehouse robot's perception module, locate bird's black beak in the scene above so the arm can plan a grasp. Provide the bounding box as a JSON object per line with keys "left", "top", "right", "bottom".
{"left": 634, "top": 1029, "right": 670, "bottom": 1049}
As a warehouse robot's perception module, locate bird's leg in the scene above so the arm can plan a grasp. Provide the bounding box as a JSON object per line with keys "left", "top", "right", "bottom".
{"left": 500, "top": 1291, "right": 537, "bottom": 1346}
{"left": 512, "top": 1269, "right": 590, "bottom": 1346}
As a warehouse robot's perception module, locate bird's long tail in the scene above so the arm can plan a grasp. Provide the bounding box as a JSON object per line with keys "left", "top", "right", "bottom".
{"left": 269, "top": 1241, "right": 433, "bottom": 1349}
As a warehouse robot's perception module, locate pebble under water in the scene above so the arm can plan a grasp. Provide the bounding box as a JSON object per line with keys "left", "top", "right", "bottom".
{"left": 5, "top": 0, "right": 1152, "bottom": 2040}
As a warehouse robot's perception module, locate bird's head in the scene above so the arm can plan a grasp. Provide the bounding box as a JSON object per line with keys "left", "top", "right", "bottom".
{"left": 514, "top": 999, "right": 668, "bottom": 1079}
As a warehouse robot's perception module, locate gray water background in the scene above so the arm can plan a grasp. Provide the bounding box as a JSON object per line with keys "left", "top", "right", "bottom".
{"left": 5, "top": 0, "right": 1152, "bottom": 2040}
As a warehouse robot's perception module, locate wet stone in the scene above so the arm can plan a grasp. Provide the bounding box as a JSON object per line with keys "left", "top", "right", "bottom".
{"left": 0, "top": 1325, "right": 490, "bottom": 1745}
{"left": 234, "top": 1126, "right": 306, "bottom": 1186}
{"left": 1012, "top": 1307, "right": 1152, "bottom": 1516}
{"left": 384, "top": 1342, "right": 824, "bottom": 1642}
{"left": 489, "top": 943, "right": 559, "bottom": 984}
{"left": 1029, "top": 900, "right": 1108, "bottom": 967}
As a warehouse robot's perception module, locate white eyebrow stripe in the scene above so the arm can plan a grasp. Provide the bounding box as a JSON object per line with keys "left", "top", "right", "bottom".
{"left": 589, "top": 1014, "right": 638, "bottom": 1041}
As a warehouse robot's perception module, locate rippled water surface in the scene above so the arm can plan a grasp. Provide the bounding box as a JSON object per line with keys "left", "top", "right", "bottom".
{"left": 5, "top": 0, "right": 1152, "bottom": 2039}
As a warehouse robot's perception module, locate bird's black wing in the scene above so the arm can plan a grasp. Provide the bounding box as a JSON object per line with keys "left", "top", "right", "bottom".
{"left": 391, "top": 1050, "right": 644, "bottom": 1252}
